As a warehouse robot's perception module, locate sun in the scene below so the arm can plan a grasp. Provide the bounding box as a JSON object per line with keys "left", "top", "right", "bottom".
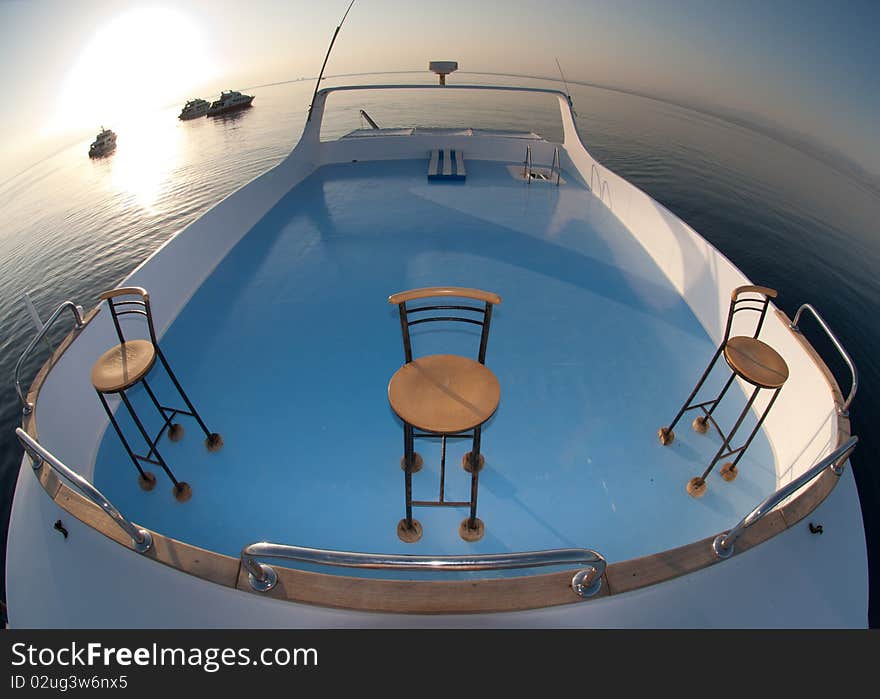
{"left": 51, "top": 7, "right": 219, "bottom": 132}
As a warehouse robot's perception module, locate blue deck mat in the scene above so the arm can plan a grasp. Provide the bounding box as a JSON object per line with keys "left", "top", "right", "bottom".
{"left": 93, "top": 158, "right": 776, "bottom": 571}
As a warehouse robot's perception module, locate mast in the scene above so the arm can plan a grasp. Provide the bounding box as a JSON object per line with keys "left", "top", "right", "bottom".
{"left": 307, "top": 1, "right": 356, "bottom": 122}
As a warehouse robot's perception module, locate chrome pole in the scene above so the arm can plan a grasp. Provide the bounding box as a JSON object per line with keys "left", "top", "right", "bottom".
{"left": 789, "top": 303, "right": 858, "bottom": 415}
{"left": 712, "top": 436, "right": 858, "bottom": 559}
{"left": 242, "top": 542, "right": 605, "bottom": 597}
{"left": 15, "top": 428, "right": 153, "bottom": 554}
{"left": 14, "top": 300, "right": 87, "bottom": 415}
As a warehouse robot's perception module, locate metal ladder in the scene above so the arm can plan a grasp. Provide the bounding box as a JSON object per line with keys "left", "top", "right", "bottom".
{"left": 523, "top": 145, "right": 561, "bottom": 185}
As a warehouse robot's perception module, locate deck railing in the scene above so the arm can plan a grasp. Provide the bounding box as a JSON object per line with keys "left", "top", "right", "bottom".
{"left": 241, "top": 542, "right": 606, "bottom": 598}
{"left": 789, "top": 304, "right": 858, "bottom": 415}
{"left": 551, "top": 146, "right": 562, "bottom": 185}
{"left": 12, "top": 421, "right": 857, "bottom": 604}
{"left": 15, "top": 428, "right": 153, "bottom": 554}
{"left": 14, "top": 300, "right": 87, "bottom": 416}
{"left": 712, "top": 435, "right": 858, "bottom": 558}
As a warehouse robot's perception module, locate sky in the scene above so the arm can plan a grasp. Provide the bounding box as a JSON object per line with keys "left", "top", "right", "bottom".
{"left": 0, "top": 0, "right": 878, "bottom": 183}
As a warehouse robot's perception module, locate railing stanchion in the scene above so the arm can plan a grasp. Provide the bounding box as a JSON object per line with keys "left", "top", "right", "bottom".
{"left": 551, "top": 146, "right": 561, "bottom": 185}
{"left": 523, "top": 144, "right": 532, "bottom": 182}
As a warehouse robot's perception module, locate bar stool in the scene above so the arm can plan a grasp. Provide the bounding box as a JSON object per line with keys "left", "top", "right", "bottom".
{"left": 387, "top": 287, "right": 502, "bottom": 543}
{"left": 91, "top": 287, "right": 222, "bottom": 501}
{"left": 658, "top": 285, "right": 788, "bottom": 497}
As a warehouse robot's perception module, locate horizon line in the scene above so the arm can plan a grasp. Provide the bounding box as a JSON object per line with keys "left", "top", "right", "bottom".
{"left": 239, "top": 69, "right": 880, "bottom": 197}
{"left": 4, "top": 69, "right": 878, "bottom": 200}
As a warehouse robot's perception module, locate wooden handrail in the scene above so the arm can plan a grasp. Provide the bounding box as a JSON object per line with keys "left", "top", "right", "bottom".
{"left": 388, "top": 287, "right": 502, "bottom": 305}
{"left": 731, "top": 285, "right": 777, "bottom": 300}
{"left": 99, "top": 287, "right": 149, "bottom": 301}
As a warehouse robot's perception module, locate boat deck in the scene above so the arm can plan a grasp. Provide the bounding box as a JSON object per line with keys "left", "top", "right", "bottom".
{"left": 92, "top": 157, "right": 776, "bottom": 566}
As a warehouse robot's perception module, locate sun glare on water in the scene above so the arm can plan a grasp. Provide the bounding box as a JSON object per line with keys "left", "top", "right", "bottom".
{"left": 50, "top": 8, "right": 221, "bottom": 212}
{"left": 53, "top": 8, "right": 219, "bottom": 131}
{"left": 107, "top": 116, "right": 183, "bottom": 213}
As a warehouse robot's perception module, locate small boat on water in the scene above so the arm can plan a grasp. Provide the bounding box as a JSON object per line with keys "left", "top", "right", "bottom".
{"left": 178, "top": 98, "right": 210, "bottom": 120}
{"left": 88, "top": 127, "right": 116, "bottom": 158}
{"left": 206, "top": 90, "right": 254, "bottom": 117}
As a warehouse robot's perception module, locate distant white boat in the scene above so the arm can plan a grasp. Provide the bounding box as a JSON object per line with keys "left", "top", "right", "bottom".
{"left": 178, "top": 98, "right": 210, "bottom": 120}
{"left": 88, "top": 127, "right": 116, "bottom": 158}
{"left": 206, "top": 90, "right": 254, "bottom": 117}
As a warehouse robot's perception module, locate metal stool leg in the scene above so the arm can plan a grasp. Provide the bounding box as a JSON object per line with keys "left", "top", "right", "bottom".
{"left": 404, "top": 423, "right": 414, "bottom": 526}
{"left": 96, "top": 391, "right": 156, "bottom": 491}
{"left": 460, "top": 426, "right": 485, "bottom": 542}
{"left": 155, "top": 348, "right": 223, "bottom": 451}
{"left": 659, "top": 345, "right": 723, "bottom": 444}
{"left": 718, "top": 387, "right": 782, "bottom": 483}
{"left": 119, "top": 390, "right": 191, "bottom": 502}
{"left": 438, "top": 435, "right": 447, "bottom": 503}
{"left": 468, "top": 427, "right": 482, "bottom": 527}
{"left": 693, "top": 371, "right": 737, "bottom": 433}
{"left": 397, "top": 422, "right": 422, "bottom": 543}
{"left": 687, "top": 385, "right": 761, "bottom": 497}
{"left": 141, "top": 378, "right": 183, "bottom": 442}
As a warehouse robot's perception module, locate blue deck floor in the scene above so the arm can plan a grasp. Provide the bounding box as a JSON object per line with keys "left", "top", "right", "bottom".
{"left": 93, "top": 158, "right": 776, "bottom": 567}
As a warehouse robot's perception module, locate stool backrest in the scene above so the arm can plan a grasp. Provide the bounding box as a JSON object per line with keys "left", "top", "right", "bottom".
{"left": 100, "top": 287, "right": 158, "bottom": 346}
{"left": 723, "top": 285, "right": 777, "bottom": 343}
{"left": 388, "top": 287, "right": 502, "bottom": 364}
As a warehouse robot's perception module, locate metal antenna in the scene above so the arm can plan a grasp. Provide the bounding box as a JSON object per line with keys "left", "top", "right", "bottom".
{"left": 307, "top": 0, "right": 356, "bottom": 122}
{"left": 555, "top": 57, "right": 576, "bottom": 113}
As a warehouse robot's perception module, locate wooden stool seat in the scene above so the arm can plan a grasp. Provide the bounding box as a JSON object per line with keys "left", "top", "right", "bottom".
{"left": 388, "top": 354, "right": 500, "bottom": 434}
{"left": 389, "top": 287, "right": 502, "bottom": 542}
{"left": 723, "top": 336, "right": 789, "bottom": 389}
{"left": 90, "top": 340, "right": 156, "bottom": 393}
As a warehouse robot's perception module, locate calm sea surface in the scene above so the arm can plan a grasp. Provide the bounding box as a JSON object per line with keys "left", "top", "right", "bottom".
{"left": 1, "top": 73, "right": 877, "bottom": 625}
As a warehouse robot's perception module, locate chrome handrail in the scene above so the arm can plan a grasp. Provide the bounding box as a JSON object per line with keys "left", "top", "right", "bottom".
{"left": 15, "top": 428, "right": 153, "bottom": 553}
{"left": 712, "top": 435, "right": 858, "bottom": 559}
{"left": 551, "top": 146, "right": 561, "bottom": 186}
{"left": 14, "top": 300, "right": 87, "bottom": 416}
{"left": 241, "top": 542, "right": 606, "bottom": 598}
{"left": 589, "top": 163, "right": 613, "bottom": 208}
{"left": 789, "top": 303, "right": 857, "bottom": 415}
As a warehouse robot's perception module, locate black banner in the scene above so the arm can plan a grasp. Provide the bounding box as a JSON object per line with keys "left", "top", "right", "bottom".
{"left": 2, "top": 629, "right": 877, "bottom": 692}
